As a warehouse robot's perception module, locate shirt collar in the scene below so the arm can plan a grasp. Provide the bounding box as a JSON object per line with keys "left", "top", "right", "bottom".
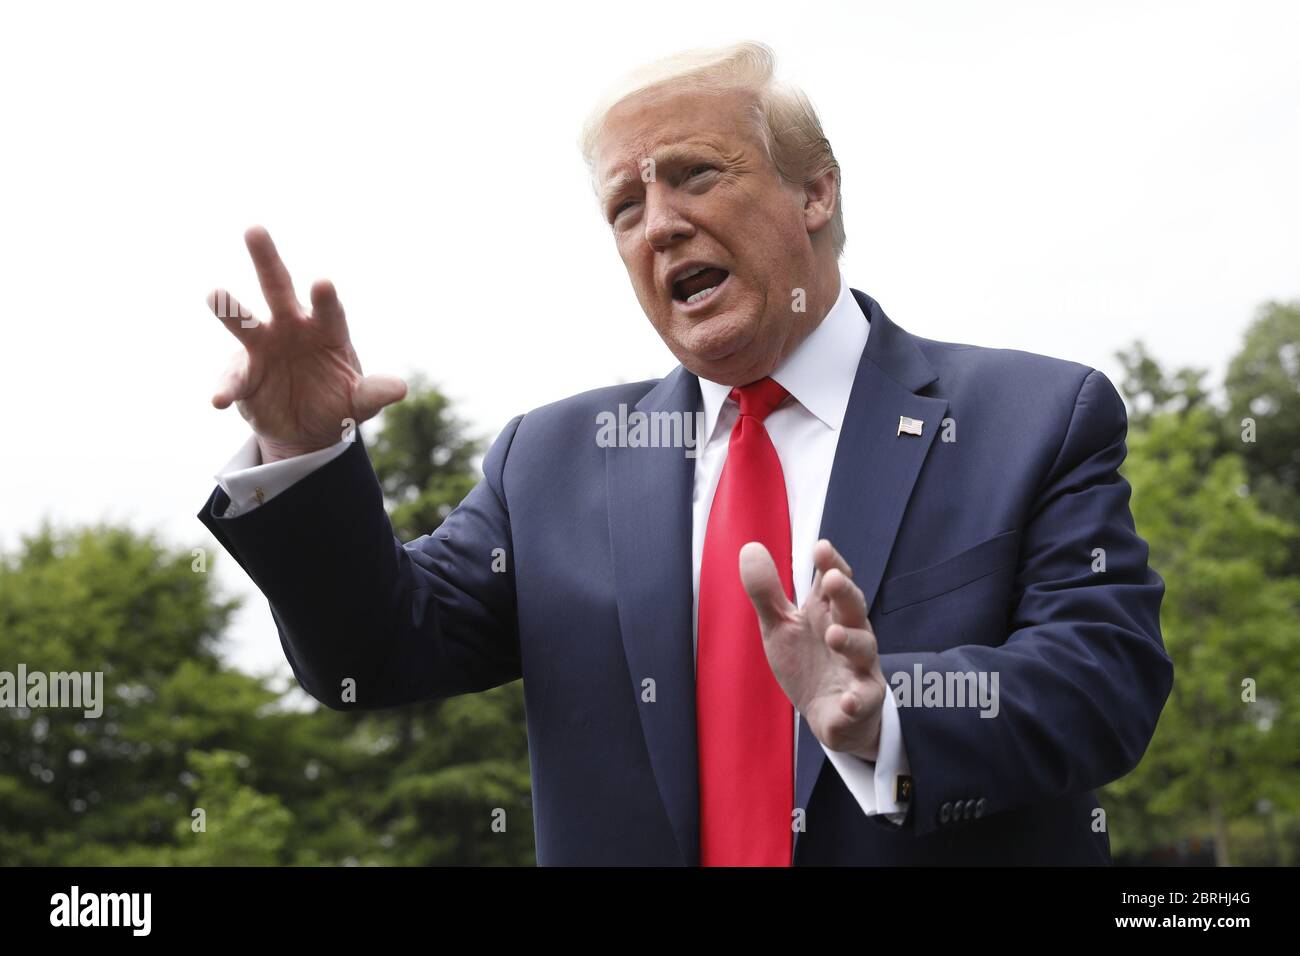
{"left": 697, "top": 270, "right": 870, "bottom": 440}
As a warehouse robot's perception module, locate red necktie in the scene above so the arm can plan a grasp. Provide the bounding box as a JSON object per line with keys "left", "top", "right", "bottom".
{"left": 697, "top": 377, "right": 795, "bottom": 867}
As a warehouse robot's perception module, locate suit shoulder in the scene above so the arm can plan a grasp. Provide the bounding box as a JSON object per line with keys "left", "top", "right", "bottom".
{"left": 504, "top": 378, "right": 665, "bottom": 448}
{"left": 910, "top": 333, "right": 1101, "bottom": 403}
{"left": 902, "top": 332, "right": 1130, "bottom": 449}
{"left": 525, "top": 378, "right": 662, "bottom": 420}
{"left": 480, "top": 378, "right": 668, "bottom": 488}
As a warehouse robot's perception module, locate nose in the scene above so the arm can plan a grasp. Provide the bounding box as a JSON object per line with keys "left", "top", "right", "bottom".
{"left": 642, "top": 186, "right": 695, "bottom": 250}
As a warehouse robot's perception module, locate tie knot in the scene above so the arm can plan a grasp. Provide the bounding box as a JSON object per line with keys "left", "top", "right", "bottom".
{"left": 729, "top": 377, "right": 789, "bottom": 422}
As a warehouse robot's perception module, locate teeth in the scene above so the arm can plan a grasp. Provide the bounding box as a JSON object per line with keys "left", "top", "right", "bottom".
{"left": 685, "top": 285, "right": 717, "bottom": 304}
{"left": 678, "top": 265, "right": 709, "bottom": 282}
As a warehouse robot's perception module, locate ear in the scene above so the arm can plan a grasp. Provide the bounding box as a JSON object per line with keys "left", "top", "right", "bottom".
{"left": 803, "top": 168, "right": 838, "bottom": 237}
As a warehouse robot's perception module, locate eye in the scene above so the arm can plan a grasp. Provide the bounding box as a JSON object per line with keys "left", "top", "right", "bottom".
{"left": 686, "top": 164, "right": 715, "bottom": 179}
{"left": 610, "top": 199, "right": 638, "bottom": 223}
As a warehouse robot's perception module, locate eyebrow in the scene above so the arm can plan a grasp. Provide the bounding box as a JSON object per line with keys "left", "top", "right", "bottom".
{"left": 598, "top": 171, "right": 639, "bottom": 209}
{"left": 598, "top": 142, "right": 724, "bottom": 209}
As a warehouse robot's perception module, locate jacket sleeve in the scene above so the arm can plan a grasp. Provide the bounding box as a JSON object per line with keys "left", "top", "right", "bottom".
{"left": 196, "top": 415, "right": 526, "bottom": 710}
{"left": 879, "top": 369, "right": 1174, "bottom": 837}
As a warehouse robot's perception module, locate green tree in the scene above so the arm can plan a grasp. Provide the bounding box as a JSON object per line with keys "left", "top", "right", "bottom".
{"left": 1116, "top": 341, "right": 1214, "bottom": 431}
{"left": 1224, "top": 301, "right": 1300, "bottom": 572}
{"left": 1103, "top": 405, "right": 1300, "bottom": 865}
{"left": 169, "top": 749, "right": 294, "bottom": 866}
{"left": 0, "top": 525, "right": 385, "bottom": 865}
{"left": 1, "top": 378, "right": 535, "bottom": 866}
{"left": 368, "top": 372, "right": 483, "bottom": 541}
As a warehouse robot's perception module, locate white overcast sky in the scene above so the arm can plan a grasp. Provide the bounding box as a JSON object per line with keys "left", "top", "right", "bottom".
{"left": 1, "top": 0, "right": 1297, "bottom": 679}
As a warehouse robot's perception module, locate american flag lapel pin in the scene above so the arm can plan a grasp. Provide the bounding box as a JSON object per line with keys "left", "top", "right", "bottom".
{"left": 897, "top": 415, "right": 924, "bottom": 437}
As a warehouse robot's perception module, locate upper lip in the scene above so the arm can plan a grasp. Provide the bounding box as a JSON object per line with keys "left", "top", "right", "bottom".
{"left": 664, "top": 260, "right": 729, "bottom": 297}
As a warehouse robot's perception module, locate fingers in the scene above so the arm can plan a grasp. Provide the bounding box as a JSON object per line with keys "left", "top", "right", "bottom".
{"left": 812, "top": 538, "right": 868, "bottom": 627}
{"left": 825, "top": 623, "right": 877, "bottom": 676}
{"left": 352, "top": 373, "right": 408, "bottom": 422}
{"left": 309, "top": 278, "right": 350, "bottom": 345}
{"left": 812, "top": 677, "right": 883, "bottom": 758}
{"left": 837, "top": 684, "right": 882, "bottom": 759}
{"left": 840, "top": 688, "right": 866, "bottom": 718}
{"left": 206, "top": 289, "right": 263, "bottom": 345}
{"left": 244, "top": 225, "right": 302, "bottom": 319}
{"left": 838, "top": 684, "right": 875, "bottom": 722}
{"left": 822, "top": 566, "right": 868, "bottom": 628}
{"left": 811, "top": 538, "right": 852, "bottom": 590}
{"left": 738, "top": 541, "right": 796, "bottom": 633}
{"left": 212, "top": 350, "right": 251, "bottom": 409}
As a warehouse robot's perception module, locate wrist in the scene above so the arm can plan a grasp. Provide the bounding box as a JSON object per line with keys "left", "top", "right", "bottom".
{"left": 256, "top": 436, "right": 337, "bottom": 464}
{"left": 851, "top": 719, "right": 883, "bottom": 762}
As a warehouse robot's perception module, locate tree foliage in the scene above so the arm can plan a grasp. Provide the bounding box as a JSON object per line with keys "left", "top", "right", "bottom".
{"left": 1106, "top": 326, "right": 1300, "bottom": 865}
{"left": 1, "top": 379, "right": 533, "bottom": 866}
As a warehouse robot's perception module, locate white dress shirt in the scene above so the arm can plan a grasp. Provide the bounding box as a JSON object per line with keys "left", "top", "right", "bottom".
{"left": 214, "top": 270, "right": 910, "bottom": 824}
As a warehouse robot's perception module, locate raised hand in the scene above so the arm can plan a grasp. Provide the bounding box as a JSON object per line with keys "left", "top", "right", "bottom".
{"left": 739, "top": 538, "right": 888, "bottom": 760}
{"left": 206, "top": 226, "right": 407, "bottom": 463}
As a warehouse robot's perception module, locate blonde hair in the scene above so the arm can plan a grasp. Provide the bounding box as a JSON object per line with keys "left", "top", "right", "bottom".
{"left": 579, "top": 41, "right": 845, "bottom": 258}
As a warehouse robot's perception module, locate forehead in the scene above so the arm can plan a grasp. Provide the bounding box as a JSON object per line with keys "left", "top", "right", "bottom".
{"left": 593, "top": 86, "right": 763, "bottom": 186}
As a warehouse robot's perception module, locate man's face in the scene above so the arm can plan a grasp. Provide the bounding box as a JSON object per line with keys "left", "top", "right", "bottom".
{"left": 594, "top": 87, "right": 820, "bottom": 385}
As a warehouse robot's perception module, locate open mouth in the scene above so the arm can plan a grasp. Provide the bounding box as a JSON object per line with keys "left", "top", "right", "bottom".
{"left": 671, "top": 265, "right": 730, "bottom": 307}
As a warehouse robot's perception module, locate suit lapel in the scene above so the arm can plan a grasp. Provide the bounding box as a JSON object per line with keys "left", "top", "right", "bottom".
{"left": 793, "top": 290, "right": 949, "bottom": 859}
{"left": 606, "top": 366, "right": 702, "bottom": 866}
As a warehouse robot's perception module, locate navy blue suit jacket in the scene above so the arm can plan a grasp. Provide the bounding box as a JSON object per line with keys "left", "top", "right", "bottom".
{"left": 198, "top": 290, "right": 1173, "bottom": 865}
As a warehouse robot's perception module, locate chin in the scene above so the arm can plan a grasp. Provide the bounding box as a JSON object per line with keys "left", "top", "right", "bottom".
{"left": 679, "top": 311, "right": 757, "bottom": 363}
{"left": 673, "top": 328, "right": 772, "bottom": 386}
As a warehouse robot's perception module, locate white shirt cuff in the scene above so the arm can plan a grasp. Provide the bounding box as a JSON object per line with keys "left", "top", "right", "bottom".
{"left": 214, "top": 434, "right": 352, "bottom": 517}
{"left": 820, "top": 689, "right": 911, "bottom": 823}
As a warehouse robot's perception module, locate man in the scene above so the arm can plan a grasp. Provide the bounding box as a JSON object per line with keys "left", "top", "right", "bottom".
{"left": 199, "top": 42, "right": 1173, "bottom": 865}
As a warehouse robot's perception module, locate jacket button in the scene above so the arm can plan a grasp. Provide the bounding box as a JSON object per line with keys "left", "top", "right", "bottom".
{"left": 963, "top": 799, "right": 977, "bottom": 820}
{"left": 939, "top": 801, "right": 952, "bottom": 824}
{"left": 974, "top": 798, "right": 987, "bottom": 819}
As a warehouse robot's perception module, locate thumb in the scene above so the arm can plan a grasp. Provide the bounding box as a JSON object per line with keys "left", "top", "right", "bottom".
{"left": 353, "top": 373, "right": 408, "bottom": 422}
{"left": 739, "top": 541, "right": 795, "bottom": 634}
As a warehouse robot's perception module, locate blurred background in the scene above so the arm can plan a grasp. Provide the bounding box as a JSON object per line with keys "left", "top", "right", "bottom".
{"left": 1, "top": 0, "right": 1296, "bottom": 865}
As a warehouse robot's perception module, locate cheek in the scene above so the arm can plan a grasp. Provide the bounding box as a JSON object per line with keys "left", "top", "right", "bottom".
{"left": 620, "top": 251, "right": 672, "bottom": 324}
{"left": 717, "top": 190, "right": 802, "bottom": 262}
{"left": 755, "top": 212, "right": 811, "bottom": 290}
{"left": 759, "top": 196, "right": 809, "bottom": 247}
{"left": 617, "top": 243, "right": 654, "bottom": 289}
